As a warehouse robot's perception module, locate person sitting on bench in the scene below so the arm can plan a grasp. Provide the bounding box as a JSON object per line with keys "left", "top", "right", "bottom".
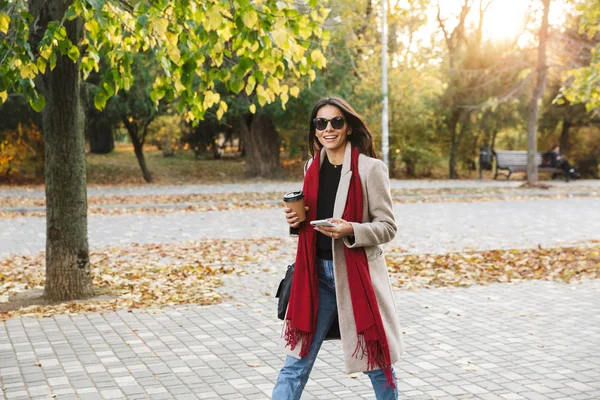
{"left": 547, "top": 144, "right": 580, "bottom": 179}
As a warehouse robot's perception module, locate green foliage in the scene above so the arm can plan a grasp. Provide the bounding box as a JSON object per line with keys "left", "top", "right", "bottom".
{"left": 0, "top": 0, "right": 327, "bottom": 120}
{"left": 147, "top": 115, "right": 184, "bottom": 157}
{"left": 561, "top": 0, "right": 600, "bottom": 110}
{"left": 0, "top": 122, "right": 44, "bottom": 179}
{"left": 181, "top": 108, "right": 229, "bottom": 158}
{"left": 0, "top": 95, "right": 44, "bottom": 179}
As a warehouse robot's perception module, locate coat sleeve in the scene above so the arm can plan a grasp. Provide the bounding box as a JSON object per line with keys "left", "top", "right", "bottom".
{"left": 343, "top": 160, "right": 397, "bottom": 248}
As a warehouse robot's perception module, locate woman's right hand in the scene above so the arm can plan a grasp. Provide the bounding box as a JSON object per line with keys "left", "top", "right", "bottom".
{"left": 284, "top": 206, "right": 309, "bottom": 228}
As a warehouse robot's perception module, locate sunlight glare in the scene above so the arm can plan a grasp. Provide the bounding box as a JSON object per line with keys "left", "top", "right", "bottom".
{"left": 482, "top": 0, "right": 529, "bottom": 42}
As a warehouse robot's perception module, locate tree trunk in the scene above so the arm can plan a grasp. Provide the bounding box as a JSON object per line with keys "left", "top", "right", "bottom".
{"left": 559, "top": 118, "right": 570, "bottom": 154}
{"left": 83, "top": 83, "right": 114, "bottom": 154}
{"left": 447, "top": 110, "right": 462, "bottom": 179}
{"left": 405, "top": 161, "right": 416, "bottom": 177}
{"left": 490, "top": 129, "right": 498, "bottom": 150}
{"left": 211, "top": 142, "right": 222, "bottom": 159}
{"left": 87, "top": 112, "right": 114, "bottom": 154}
{"left": 448, "top": 137, "right": 460, "bottom": 179}
{"left": 30, "top": 0, "right": 93, "bottom": 300}
{"left": 239, "top": 113, "right": 284, "bottom": 178}
{"left": 123, "top": 119, "right": 153, "bottom": 183}
{"left": 526, "top": 0, "right": 550, "bottom": 185}
{"left": 131, "top": 133, "right": 152, "bottom": 183}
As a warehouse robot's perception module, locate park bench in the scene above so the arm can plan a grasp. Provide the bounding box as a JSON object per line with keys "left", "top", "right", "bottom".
{"left": 493, "top": 150, "right": 567, "bottom": 181}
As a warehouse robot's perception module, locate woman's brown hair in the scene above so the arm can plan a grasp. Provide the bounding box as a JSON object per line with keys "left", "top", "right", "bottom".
{"left": 308, "top": 96, "right": 378, "bottom": 159}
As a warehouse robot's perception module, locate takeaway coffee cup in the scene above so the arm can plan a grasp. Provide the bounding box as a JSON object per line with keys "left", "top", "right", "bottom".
{"left": 283, "top": 191, "right": 306, "bottom": 223}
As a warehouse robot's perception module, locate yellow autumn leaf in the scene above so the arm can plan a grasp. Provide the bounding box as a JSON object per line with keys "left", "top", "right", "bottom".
{"left": 166, "top": 32, "right": 181, "bottom": 64}
{"left": 249, "top": 104, "right": 256, "bottom": 114}
{"left": 206, "top": 7, "right": 222, "bottom": 31}
{"left": 245, "top": 76, "right": 256, "bottom": 96}
{"left": 40, "top": 46, "right": 52, "bottom": 60}
{"left": 174, "top": 78, "right": 185, "bottom": 93}
{"left": 203, "top": 90, "right": 220, "bottom": 110}
{"left": 267, "top": 76, "right": 281, "bottom": 94}
{"left": 310, "top": 49, "right": 326, "bottom": 68}
{"left": 272, "top": 26, "right": 288, "bottom": 49}
{"left": 20, "top": 63, "right": 39, "bottom": 80}
{"left": 290, "top": 86, "right": 300, "bottom": 98}
{"left": 153, "top": 18, "right": 168, "bottom": 37}
{"left": 37, "top": 57, "right": 47, "bottom": 74}
{"left": 218, "top": 26, "right": 232, "bottom": 42}
{"left": 310, "top": 9, "right": 320, "bottom": 23}
{"left": 0, "top": 13, "right": 9, "bottom": 34}
{"left": 298, "top": 26, "right": 312, "bottom": 40}
{"left": 0, "top": 91, "right": 7, "bottom": 104}
{"left": 257, "top": 58, "right": 276, "bottom": 74}
{"left": 242, "top": 11, "right": 258, "bottom": 29}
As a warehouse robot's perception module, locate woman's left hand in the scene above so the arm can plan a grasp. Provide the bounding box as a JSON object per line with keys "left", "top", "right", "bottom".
{"left": 314, "top": 218, "right": 354, "bottom": 239}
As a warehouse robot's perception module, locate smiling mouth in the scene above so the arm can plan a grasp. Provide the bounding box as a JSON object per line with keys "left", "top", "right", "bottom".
{"left": 323, "top": 135, "right": 338, "bottom": 140}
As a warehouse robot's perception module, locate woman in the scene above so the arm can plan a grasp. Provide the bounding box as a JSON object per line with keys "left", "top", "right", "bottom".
{"left": 273, "top": 96, "right": 403, "bottom": 399}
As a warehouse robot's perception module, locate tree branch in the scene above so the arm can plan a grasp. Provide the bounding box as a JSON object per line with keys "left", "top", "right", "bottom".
{"left": 457, "top": 72, "right": 533, "bottom": 110}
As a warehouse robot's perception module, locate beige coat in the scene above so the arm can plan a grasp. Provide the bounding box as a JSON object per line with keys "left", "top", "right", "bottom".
{"left": 282, "top": 142, "right": 404, "bottom": 374}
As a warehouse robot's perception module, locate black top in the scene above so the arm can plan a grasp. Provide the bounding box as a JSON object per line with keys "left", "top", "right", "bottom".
{"left": 549, "top": 150, "right": 562, "bottom": 167}
{"left": 316, "top": 155, "right": 342, "bottom": 260}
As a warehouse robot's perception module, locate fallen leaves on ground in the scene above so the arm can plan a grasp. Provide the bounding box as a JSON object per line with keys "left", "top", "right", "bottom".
{"left": 0, "top": 192, "right": 284, "bottom": 209}
{"left": 0, "top": 238, "right": 295, "bottom": 321}
{"left": 387, "top": 244, "right": 600, "bottom": 289}
{"left": 1, "top": 187, "right": 598, "bottom": 218}
{"left": 1, "top": 239, "right": 598, "bottom": 320}
{"left": 0, "top": 201, "right": 282, "bottom": 218}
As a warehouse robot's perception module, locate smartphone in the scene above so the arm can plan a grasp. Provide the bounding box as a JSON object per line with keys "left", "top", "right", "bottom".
{"left": 310, "top": 219, "right": 336, "bottom": 227}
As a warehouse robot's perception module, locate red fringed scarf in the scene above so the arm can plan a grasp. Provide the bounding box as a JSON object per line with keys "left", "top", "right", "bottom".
{"left": 284, "top": 147, "right": 395, "bottom": 388}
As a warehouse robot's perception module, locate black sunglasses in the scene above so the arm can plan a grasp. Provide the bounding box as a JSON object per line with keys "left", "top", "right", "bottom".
{"left": 313, "top": 116, "right": 345, "bottom": 131}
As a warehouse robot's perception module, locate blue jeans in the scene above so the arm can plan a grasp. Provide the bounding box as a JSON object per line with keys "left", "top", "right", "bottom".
{"left": 272, "top": 258, "right": 398, "bottom": 400}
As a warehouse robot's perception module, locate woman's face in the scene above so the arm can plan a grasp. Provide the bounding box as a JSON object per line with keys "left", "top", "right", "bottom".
{"left": 314, "top": 105, "right": 350, "bottom": 154}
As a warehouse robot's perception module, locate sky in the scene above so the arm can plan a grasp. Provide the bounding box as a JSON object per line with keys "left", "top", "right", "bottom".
{"left": 410, "top": 0, "right": 570, "bottom": 45}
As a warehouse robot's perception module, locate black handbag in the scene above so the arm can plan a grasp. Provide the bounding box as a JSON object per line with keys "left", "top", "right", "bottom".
{"left": 274, "top": 261, "right": 341, "bottom": 339}
{"left": 275, "top": 262, "right": 294, "bottom": 320}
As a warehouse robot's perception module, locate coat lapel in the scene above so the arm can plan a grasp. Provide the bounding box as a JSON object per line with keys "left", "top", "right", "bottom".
{"left": 333, "top": 142, "right": 353, "bottom": 219}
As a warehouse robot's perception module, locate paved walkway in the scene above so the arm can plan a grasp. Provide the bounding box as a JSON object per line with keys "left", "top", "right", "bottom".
{"left": 2, "top": 198, "right": 600, "bottom": 256}
{"left": 1, "top": 185, "right": 600, "bottom": 399}
{"left": 1, "top": 270, "right": 599, "bottom": 400}
{"left": 1, "top": 179, "right": 599, "bottom": 198}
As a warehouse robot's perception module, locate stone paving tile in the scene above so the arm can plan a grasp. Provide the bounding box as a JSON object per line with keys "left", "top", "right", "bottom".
{"left": 2, "top": 191, "right": 600, "bottom": 398}
{"left": 1, "top": 277, "right": 599, "bottom": 399}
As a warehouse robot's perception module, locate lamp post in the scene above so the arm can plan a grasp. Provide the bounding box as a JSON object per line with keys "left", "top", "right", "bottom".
{"left": 381, "top": 0, "right": 389, "bottom": 168}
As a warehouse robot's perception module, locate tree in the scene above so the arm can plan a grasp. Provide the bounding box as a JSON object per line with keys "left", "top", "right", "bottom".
{"left": 239, "top": 109, "right": 283, "bottom": 177}
{"left": 436, "top": 0, "right": 471, "bottom": 178}
{"left": 85, "top": 80, "right": 116, "bottom": 154}
{"left": 182, "top": 107, "right": 231, "bottom": 159}
{"left": 526, "top": 0, "right": 550, "bottom": 185}
{"left": 561, "top": 0, "right": 600, "bottom": 110}
{"left": 0, "top": 0, "right": 326, "bottom": 300}
{"left": 86, "top": 106, "right": 115, "bottom": 154}
{"left": 0, "top": 95, "right": 44, "bottom": 181}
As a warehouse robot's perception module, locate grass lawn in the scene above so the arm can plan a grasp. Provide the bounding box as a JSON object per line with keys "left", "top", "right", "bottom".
{"left": 3, "top": 143, "right": 571, "bottom": 187}
{"left": 86, "top": 145, "right": 304, "bottom": 185}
